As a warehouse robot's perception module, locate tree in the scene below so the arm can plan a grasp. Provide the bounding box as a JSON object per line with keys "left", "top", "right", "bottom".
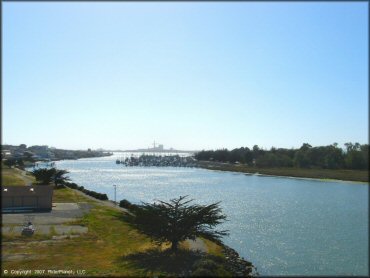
{"left": 16, "top": 159, "right": 25, "bottom": 169}
{"left": 252, "top": 145, "right": 260, "bottom": 159}
{"left": 213, "top": 149, "right": 229, "bottom": 162}
{"left": 360, "top": 144, "right": 369, "bottom": 169}
{"left": 293, "top": 150, "right": 310, "bottom": 168}
{"left": 256, "top": 153, "right": 277, "bottom": 167}
{"left": 123, "top": 196, "right": 229, "bottom": 252}
{"left": 23, "top": 151, "right": 35, "bottom": 161}
{"left": 53, "top": 169, "right": 70, "bottom": 187}
{"left": 32, "top": 168, "right": 55, "bottom": 184}
{"left": 4, "top": 159, "right": 16, "bottom": 168}
{"left": 344, "top": 142, "right": 367, "bottom": 169}
{"left": 31, "top": 167, "right": 70, "bottom": 187}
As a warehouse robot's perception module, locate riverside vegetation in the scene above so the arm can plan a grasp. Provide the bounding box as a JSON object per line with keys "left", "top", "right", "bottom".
{"left": 195, "top": 142, "right": 369, "bottom": 182}
{"left": 2, "top": 166, "right": 256, "bottom": 277}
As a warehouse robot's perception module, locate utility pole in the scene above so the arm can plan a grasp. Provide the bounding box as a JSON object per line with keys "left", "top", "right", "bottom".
{"left": 113, "top": 184, "right": 117, "bottom": 206}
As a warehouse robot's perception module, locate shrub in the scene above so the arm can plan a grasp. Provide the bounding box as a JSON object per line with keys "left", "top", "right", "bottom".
{"left": 192, "top": 257, "right": 230, "bottom": 277}
{"left": 192, "top": 259, "right": 218, "bottom": 271}
{"left": 65, "top": 182, "right": 109, "bottom": 201}
{"left": 66, "top": 182, "right": 78, "bottom": 189}
{"left": 119, "top": 199, "right": 132, "bottom": 209}
{"left": 191, "top": 267, "right": 215, "bottom": 277}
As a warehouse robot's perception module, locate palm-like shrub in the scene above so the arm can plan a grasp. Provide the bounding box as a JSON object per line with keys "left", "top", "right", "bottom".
{"left": 32, "top": 168, "right": 55, "bottom": 184}
{"left": 32, "top": 167, "right": 70, "bottom": 187}
{"left": 53, "top": 169, "right": 70, "bottom": 187}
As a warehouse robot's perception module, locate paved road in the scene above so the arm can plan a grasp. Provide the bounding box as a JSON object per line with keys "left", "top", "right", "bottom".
{"left": 2, "top": 202, "right": 91, "bottom": 236}
{"left": 2, "top": 203, "right": 91, "bottom": 225}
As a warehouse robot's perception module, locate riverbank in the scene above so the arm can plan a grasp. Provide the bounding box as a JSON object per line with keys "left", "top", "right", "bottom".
{"left": 197, "top": 161, "right": 369, "bottom": 182}
{"left": 1, "top": 167, "right": 256, "bottom": 277}
{"left": 1, "top": 163, "right": 35, "bottom": 186}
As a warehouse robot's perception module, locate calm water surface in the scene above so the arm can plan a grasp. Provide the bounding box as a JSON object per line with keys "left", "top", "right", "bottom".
{"left": 51, "top": 153, "right": 368, "bottom": 276}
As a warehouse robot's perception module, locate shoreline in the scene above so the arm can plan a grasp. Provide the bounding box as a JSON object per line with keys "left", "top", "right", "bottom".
{"left": 249, "top": 172, "right": 368, "bottom": 184}
{"left": 197, "top": 162, "right": 368, "bottom": 183}
{"left": 207, "top": 168, "right": 368, "bottom": 185}
{"left": 64, "top": 184, "right": 257, "bottom": 276}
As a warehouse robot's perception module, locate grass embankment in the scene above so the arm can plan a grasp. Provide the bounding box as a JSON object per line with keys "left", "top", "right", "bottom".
{"left": 2, "top": 184, "right": 232, "bottom": 276}
{"left": 1, "top": 164, "right": 36, "bottom": 186}
{"left": 52, "top": 187, "right": 97, "bottom": 203}
{"left": 198, "top": 161, "right": 369, "bottom": 182}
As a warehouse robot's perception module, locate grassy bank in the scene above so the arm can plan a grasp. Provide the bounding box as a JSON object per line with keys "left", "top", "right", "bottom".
{"left": 2, "top": 179, "right": 241, "bottom": 276}
{"left": 198, "top": 161, "right": 368, "bottom": 182}
{"left": 1, "top": 164, "right": 36, "bottom": 186}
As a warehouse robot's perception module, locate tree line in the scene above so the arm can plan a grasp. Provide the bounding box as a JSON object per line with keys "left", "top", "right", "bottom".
{"left": 194, "top": 142, "right": 369, "bottom": 170}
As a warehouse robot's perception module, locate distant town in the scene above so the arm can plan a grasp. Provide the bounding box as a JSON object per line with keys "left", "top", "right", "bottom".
{"left": 0, "top": 142, "right": 197, "bottom": 166}
{"left": 1, "top": 144, "right": 112, "bottom": 163}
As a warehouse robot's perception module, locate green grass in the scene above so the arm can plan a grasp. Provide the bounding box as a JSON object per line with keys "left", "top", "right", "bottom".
{"left": 1, "top": 173, "right": 26, "bottom": 186}
{"left": 52, "top": 187, "right": 96, "bottom": 203}
{"left": 3, "top": 203, "right": 159, "bottom": 276}
{"left": 198, "top": 161, "right": 369, "bottom": 182}
{"left": 2, "top": 186, "right": 232, "bottom": 276}
{"left": 1, "top": 164, "right": 36, "bottom": 186}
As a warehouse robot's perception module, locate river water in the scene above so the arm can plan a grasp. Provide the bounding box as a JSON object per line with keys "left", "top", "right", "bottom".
{"left": 46, "top": 153, "right": 368, "bottom": 275}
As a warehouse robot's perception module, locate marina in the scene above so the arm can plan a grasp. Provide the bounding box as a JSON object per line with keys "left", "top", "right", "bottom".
{"left": 115, "top": 154, "right": 198, "bottom": 167}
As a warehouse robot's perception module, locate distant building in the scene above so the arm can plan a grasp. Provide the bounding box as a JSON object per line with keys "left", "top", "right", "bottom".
{"left": 2, "top": 186, "right": 54, "bottom": 212}
{"left": 28, "top": 145, "right": 50, "bottom": 159}
{"left": 158, "top": 144, "right": 164, "bottom": 151}
{"left": 1, "top": 150, "right": 11, "bottom": 159}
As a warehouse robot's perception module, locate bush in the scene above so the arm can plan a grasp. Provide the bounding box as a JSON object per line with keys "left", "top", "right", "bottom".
{"left": 64, "top": 182, "right": 109, "bottom": 201}
{"left": 119, "top": 199, "right": 132, "bottom": 209}
{"left": 66, "top": 182, "right": 78, "bottom": 189}
{"left": 192, "top": 259, "right": 218, "bottom": 271}
{"left": 4, "top": 159, "right": 16, "bottom": 168}
{"left": 119, "top": 199, "right": 140, "bottom": 211}
{"left": 191, "top": 267, "right": 215, "bottom": 277}
{"left": 191, "top": 257, "right": 230, "bottom": 277}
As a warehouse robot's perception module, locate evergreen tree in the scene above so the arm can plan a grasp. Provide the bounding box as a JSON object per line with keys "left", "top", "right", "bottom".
{"left": 123, "top": 196, "right": 228, "bottom": 252}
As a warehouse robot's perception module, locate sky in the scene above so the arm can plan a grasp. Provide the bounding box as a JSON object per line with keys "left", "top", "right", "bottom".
{"left": 2, "top": 2, "right": 368, "bottom": 151}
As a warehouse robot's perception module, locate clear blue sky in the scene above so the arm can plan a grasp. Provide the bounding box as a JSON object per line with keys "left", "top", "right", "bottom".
{"left": 3, "top": 2, "right": 368, "bottom": 151}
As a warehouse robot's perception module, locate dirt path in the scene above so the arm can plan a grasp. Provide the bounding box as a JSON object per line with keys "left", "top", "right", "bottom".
{"left": 18, "top": 169, "right": 33, "bottom": 186}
